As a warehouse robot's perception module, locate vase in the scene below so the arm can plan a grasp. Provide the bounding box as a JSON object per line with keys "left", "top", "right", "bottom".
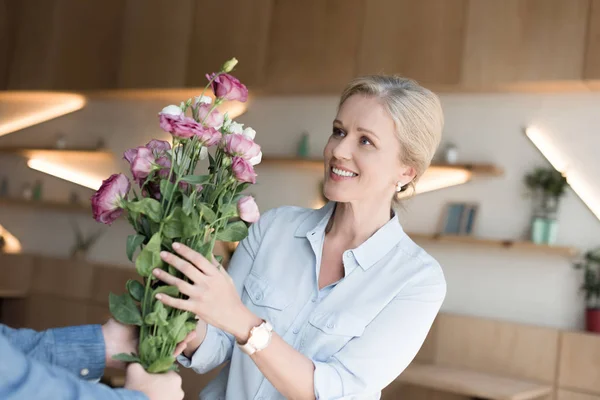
{"left": 530, "top": 216, "right": 558, "bottom": 245}
{"left": 586, "top": 308, "right": 600, "bottom": 333}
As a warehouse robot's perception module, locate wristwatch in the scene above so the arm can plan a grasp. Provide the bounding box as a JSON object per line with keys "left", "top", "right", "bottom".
{"left": 237, "top": 320, "right": 273, "bottom": 355}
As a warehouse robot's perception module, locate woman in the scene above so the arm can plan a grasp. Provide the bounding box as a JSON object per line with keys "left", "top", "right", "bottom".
{"left": 152, "top": 75, "right": 447, "bottom": 399}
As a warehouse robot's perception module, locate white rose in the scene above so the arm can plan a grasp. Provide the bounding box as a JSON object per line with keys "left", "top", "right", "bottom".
{"left": 194, "top": 95, "right": 212, "bottom": 106}
{"left": 199, "top": 146, "right": 208, "bottom": 160}
{"left": 242, "top": 127, "right": 256, "bottom": 140}
{"left": 249, "top": 151, "right": 262, "bottom": 166}
{"left": 228, "top": 122, "right": 244, "bottom": 135}
{"left": 160, "top": 105, "right": 184, "bottom": 117}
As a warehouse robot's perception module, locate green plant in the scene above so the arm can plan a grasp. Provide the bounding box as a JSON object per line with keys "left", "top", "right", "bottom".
{"left": 524, "top": 167, "right": 568, "bottom": 215}
{"left": 574, "top": 248, "right": 600, "bottom": 310}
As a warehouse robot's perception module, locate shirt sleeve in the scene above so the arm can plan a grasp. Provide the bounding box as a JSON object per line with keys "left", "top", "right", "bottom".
{"left": 177, "top": 207, "right": 279, "bottom": 373}
{"left": 0, "top": 329, "right": 147, "bottom": 400}
{"left": 0, "top": 323, "right": 106, "bottom": 380}
{"left": 312, "top": 269, "right": 446, "bottom": 399}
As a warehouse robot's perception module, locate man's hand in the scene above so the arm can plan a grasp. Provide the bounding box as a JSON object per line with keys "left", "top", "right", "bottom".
{"left": 102, "top": 319, "right": 138, "bottom": 369}
{"left": 124, "top": 363, "right": 184, "bottom": 400}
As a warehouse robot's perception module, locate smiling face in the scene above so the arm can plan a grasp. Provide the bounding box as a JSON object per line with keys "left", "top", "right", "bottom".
{"left": 323, "top": 94, "right": 416, "bottom": 205}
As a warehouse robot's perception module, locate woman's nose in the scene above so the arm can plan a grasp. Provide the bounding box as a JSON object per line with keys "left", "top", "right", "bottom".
{"left": 331, "top": 138, "right": 352, "bottom": 160}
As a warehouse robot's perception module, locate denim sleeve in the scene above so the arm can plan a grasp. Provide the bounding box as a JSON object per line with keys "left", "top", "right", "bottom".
{"left": 0, "top": 330, "right": 147, "bottom": 400}
{"left": 0, "top": 323, "right": 107, "bottom": 380}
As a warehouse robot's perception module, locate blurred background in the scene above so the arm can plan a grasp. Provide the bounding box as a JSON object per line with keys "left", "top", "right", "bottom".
{"left": 0, "top": 1, "right": 599, "bottom": 399}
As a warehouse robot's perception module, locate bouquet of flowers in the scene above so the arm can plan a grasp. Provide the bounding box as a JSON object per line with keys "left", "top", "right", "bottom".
{"left": 91, "top": 58, "right": 261, "bottom": 373}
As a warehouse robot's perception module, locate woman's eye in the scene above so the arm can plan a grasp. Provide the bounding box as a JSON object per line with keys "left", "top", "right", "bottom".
{"left": 332, "top": 127, "right": 345, "bottom": 137}
{"left": 360, "top": 137, "right": 372, "bottom": 145}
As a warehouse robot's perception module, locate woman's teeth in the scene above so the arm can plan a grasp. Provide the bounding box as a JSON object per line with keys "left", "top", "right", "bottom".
{"left": 332, "top": 167, "right": 357, "bottom": 177}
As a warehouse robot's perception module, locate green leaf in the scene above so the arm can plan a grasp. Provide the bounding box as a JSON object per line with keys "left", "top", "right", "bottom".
{"left": 181, "top": 175, "right": 211, "bottom": 185}
{"left": 147, "top": 356, "right": 176, "bottom": 373}
{"left": 199, "top": 203, "right": 216, "bottom": 224}
{"left": 153, "top": 285, "right": 180, "bottom": 298}
{"left": 136, "top": 232, "right": 163, "bottom": 277}
{"left": 112, "top": 353, "right": 141, "bottom": 363}
{"left": 109, "top": 292, "right": 143, "bottom": 326}
{"left": 182, "top": 210, "right": 202, "bottom": 237}
{"left": 216, "top": 221, "right": 248, "bottom": 242}
{"left": 126, "top": 234, "right": 146, "bottom": 261}
{"left": 220, "top": 203, "right": 238, "bottom": 219}
{"left": 126, "top": 279, "right": 145, "bottom": 302}
{"left": 195, "top": 241, "right": 212, "bottom": 259}
{"left": 144, "top": 301, "right": 169, "bottom": 327}
{"left": 139, "top": 336, "right": 160, "bottom": 366}
{"left": 166, "top": 311, "right": 190, "bottom": 343}
{"left": 234, "top": 183, "right": 250, "bottom": 196}
{"left": 160, "top": 179, "right": 176, "bottom": 200}
{"left": 127, "top": 198, "right": 162, "bottom": 223}
{"left": 182, "top": 194, "right": 194, "bottom": 216}
{"left": 163, "top": 207, "right": 184, "bottom": 239}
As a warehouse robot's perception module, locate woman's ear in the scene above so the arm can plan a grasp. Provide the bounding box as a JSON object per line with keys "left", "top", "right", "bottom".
{"left": 398, "top": 166, "right": 417, "bottom": 186}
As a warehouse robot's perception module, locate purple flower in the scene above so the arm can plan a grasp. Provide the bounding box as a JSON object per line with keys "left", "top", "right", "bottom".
{"left": 224, "top": 134, "right": 261, "bottom": 160}
{"left": 237, "top": 196, "right": 260, "bottom": 223}
{"left": 159, "top": 114, "right": 204, "bottom": 139}
{"left": 231, "top": 156, "right": 257, "bottom": 184}
{"left": 206, "top": 73, "right": 248, "bottom": 102}
{"left": 91, "top": 174, "right": 130, "bottom": 225}
{"left": 146, "top": 139, "right": 171, "bottom": 155}
{"left": 129, "top": 147, "right": 155, "bottom": 184}
{"left": 197, "top": 104, "right": 224, "bottom": 129}
{"left": 196, "top": 126, "right": 222, "bottom": 147}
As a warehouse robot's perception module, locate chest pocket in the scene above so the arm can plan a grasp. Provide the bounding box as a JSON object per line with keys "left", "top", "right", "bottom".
{"left": 243, "top": 272, "right": 292, "bottom": 323}
{"left": 307, "top": 311, "right": 369, "bottom": 361}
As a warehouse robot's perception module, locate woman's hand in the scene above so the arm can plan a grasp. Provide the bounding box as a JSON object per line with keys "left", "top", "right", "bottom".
{"left": 153, "top": 243, "right": 261, "bottom": 342}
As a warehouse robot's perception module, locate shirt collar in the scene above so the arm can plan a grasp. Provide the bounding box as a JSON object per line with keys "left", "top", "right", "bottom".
{"left": 294, "top": 201, "right": 406, "bottom": 271}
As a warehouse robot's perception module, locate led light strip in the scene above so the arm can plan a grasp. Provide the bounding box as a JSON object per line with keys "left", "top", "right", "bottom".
{"left": 27, "top": 158, "right": 104, "bottom": 190}
{"left": 525, "top": 126, "right": 600, "bottom": 220}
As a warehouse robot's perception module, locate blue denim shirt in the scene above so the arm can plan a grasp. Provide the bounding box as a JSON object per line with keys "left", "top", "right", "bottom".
{"left": 178, "top": 202, "right": 446, "bottom": 399}
{"left": 0, "top": 323, "right": 146, "bottom": 400}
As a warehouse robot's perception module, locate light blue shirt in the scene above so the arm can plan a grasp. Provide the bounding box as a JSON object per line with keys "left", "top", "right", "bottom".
{"left": 179, "top": 201, "right": 446, "bottom": 399}
{"left": 0, "top": 324, "right": 146, "bottom": 400}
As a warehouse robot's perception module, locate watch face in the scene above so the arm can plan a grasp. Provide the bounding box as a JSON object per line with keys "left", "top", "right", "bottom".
{"left": 251, "top": 327, "right": 271, "bottom": 348}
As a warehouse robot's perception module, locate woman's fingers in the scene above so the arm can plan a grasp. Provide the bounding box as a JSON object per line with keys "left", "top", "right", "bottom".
{"left": 152, "top": 269, "right": 195, "bottom": 296}
{"left": 173, "top": 330, "right": 197, "bottom": 357}
{"left": 155, "top": 293, "right": 194, "bottom": 313}
{"left": 172, "top": 243, "right": 219, "bottom": 276}
{"left": 160, "top": 251, "right": 205, "bottom": 283}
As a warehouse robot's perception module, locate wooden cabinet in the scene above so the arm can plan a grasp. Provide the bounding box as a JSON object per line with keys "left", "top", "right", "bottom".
{"left": 558, "top": 331, "right": 600, "bottom": 394}
{"left": 187, "top": 0, "right": 273, "bottom": 89}
{"left": 118, "top": 0, "right": 195, "bottom": 88}
{"left": 358, "top": 0, "right": 468, "bottom": 86}
{"left": 0, "top": 0, "right": 13, "bottom": 90}
{"left": 461, "top": 0, "right": 589, "bottom": 87}
{"left": 558, "top": 390, "right": 600, "bottom": 400}
{"left": 584, "top": 0, "right": 600, "bottom": 80}
{"left": 263, "top": 0, "right": 363, "bottom": 94}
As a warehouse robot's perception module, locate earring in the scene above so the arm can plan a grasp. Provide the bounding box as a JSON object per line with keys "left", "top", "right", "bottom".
{"left": 395, "top": 182, "right": 403, "bottom": 192}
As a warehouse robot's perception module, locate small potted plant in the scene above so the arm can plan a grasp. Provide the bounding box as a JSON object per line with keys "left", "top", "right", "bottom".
{"left": 574, "top": 248, "right": 600, "bottom": 333}
{"left": 524, "top": 167, "right": 568, "bottom": 244}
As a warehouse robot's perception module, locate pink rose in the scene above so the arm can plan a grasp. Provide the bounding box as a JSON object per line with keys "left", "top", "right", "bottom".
{"left": 195, "top": 126, "right": 222, "bottom": 147}
{"left": 237, "top": 196, "right": 260, "bottom": 223}
{"left": 123, "top": 146, "right": 144, "bottom": 164}
{"left": 156, "top": 156, "right": 172, "bottom": 180}
{"left": 231, "top": 156, "right": 257, "bottom": 184}
{"left": 197, "top": 104, "right": 224, "bottom": 129}
{"left": 224, "top": 134, "right": 261, "bottom": 160}
{"left": 160, "top": 114, "right": 204, "bottom": 139}
{"left": 130, "top": 147, "right": 155, "bottom": 184}
{"left": 91, "top": 174, "right": 130, "bottom": 225}
{"left": 146, "top": 139, "right": 171, "bottom": 155}
{"left": 207, "top": 73, "right": 248, "bottom": 102}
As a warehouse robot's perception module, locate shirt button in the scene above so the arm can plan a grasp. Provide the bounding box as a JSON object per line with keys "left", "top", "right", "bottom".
{"left": 311, "top": 298, "right": 317, "bottom": 303}
{"left": 327, "top": 322, "right": 335, "bottom": 328}
{"left": 293, "top": 327, "right": 300, "bottom": 334}
{"left": 255, "top": 293, "right": 262, "bottom": 301}
{"left": 80, "top": 368, "right": 89, "bottom": 377}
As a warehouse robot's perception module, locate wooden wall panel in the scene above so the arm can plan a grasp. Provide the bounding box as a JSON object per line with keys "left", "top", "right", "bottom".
{"left": 462, "top": 0, "right": 589, "bottom": 86}
{"left": 0, "top": 253, "right": 34, "bottom": 295}
{"left": 49, "top": 0, "right": 125, "bottom": 90}
{"left": 358, "top": 0, "right": 468, "bottom": 85}
{"left": 118, "top": 0, "right": 194, "bottom": 88}
{"left": 186, "top": 0, "right": 273, "bottom": 89}
{"left": 30, "top": 257, "right": 95, "bottom": 300}
{"left": 434, "top": 313, "right": 560, "bottom": 383}
{"left": 264, "top": 0, "right": 363, "bottom": 94}
{"left": 0, "top": 0, "right": 14, "bottom": 89}
{"left": 7, "top": 0, "right": 58, "bottom": 89}
{"left": 558, "top": 390, "right": 600, "bottom": 400}
{"left": 558, "top": 331, "right": 600, "bottom": 394}
{"left": 584, "top": 0, "right": 600, "bottom": 80}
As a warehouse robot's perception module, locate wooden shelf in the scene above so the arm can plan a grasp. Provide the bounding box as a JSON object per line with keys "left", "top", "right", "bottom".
{"left": 0, "top": 197, "right": 90, "bottom": 214}
{"left": 260, "top": 157, "right": 504, "bottom": 177}
{"left": 0, "top": 147, "right": 113, "bottom": 161}
{"left": 408, "top": 233, "right": 578, "bottom": 257}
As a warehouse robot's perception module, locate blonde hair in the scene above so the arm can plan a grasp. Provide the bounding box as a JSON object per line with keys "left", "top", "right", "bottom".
{"left": 338, "top": 75, "right": 444, "bottom": 208}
